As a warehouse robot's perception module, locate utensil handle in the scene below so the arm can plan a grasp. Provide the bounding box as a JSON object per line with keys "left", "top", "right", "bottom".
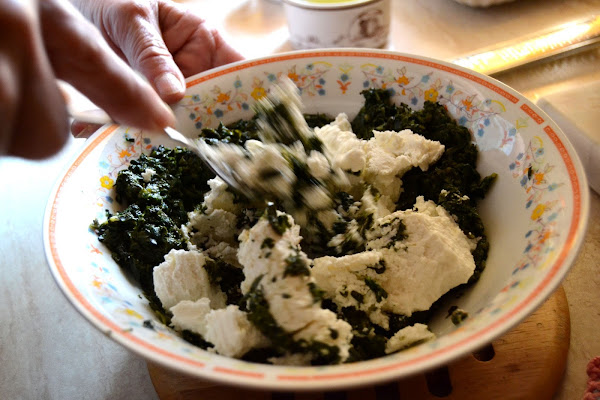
{"left": 451, "top": 14, "right": 600, "bottom": 75}
{"left": 68, "top": 107, "right": 114, "bottom": 125}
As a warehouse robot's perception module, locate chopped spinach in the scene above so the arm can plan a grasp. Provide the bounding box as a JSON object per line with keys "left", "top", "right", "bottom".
{"left": 350, "top": 290, "right": 364, "bottom": 304}
{"left": 181, "top": 330, "right": 214, "bottom": 350}
{"left": 351, "top": 88, "right": 426, "bottom": 140}
{"left": 265, "top": 202, "right": 291, "bottom": 235}
{"left": 283, "top": 252, "right": 310, "bottom": 278}
{"left": 304, "top": 113, "right": 334, "bottom": 128}
{"left": 91, "top": 146, "right": 213, "bottom": 297}
{"left": 367, "top": 259, "right": 387, "bottom": 274}
{"left": 364, "top": 277, "right": 388, "bottom": 302}
{"left": 199, "top": 118, "right": 260, "bottom": 146}
{"left": 203, "top": 258, "right": 244, "bottom": 305}
{"left": 307, "top": 282, "right": 325, "bottom": 304}
{"left": 261, "top": 238, "right": 275, "bottom": 249}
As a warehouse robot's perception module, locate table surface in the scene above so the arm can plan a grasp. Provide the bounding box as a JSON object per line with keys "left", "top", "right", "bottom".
{"left": 1, "top": 0, "right": 599, "bottom": 399}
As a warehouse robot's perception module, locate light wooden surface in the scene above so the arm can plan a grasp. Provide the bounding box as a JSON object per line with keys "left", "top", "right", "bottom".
{"left": 1, "top": 1, "right": 599, "bottom": 399}
{"left": 148, "top": 286, "right": 571, "bottom": 400}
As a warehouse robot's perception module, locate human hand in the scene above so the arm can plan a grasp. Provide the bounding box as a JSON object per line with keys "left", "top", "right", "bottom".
{"left": 1, "top": 0, "right": 177, "bottom": 159}
{"left": 1, "top": 0, "right": 242, "bottom": 159}
{"left": 72, "top": 0, "right": 244, "bottom": 104}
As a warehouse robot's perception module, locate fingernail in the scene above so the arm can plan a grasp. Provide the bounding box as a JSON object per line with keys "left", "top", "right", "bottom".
{"left": 155, "top": 72, "right": 185, "bottom": 97}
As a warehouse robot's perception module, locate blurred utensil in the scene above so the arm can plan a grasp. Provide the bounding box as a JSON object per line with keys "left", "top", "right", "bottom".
{"left": 451, "top": 14, "right": 600, "bottom": 76}
{"left": 68, "top": 108, "right": 255, "bottom": 198}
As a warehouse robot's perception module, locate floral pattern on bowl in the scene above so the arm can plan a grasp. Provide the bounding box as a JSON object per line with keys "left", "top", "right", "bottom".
{"left": 44, "top": 49, "right": 589, "bottom": 391}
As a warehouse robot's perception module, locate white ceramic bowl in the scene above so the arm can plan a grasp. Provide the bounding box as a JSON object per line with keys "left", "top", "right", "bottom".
{"left": 282, "top": 0, "right": 390, "bottom": 49}
{"left": 44, "top": 49, "right": 589, "bottom": 391}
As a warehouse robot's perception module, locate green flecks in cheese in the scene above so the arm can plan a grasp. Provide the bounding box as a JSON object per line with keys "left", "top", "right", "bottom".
{"left": 283, "top": 251, "right": 310, "bottom": 278}
{"left": 261, "top": 238, "right": 275, "bottom": 249}
{"left": 364, "top": 277, "right": 388, "bottom": 302}
{"left": 367, "top": 259, "right": 387, "bottom": 274}
{"left": 312, "top": 250, "right": 391, "bottom": 329}
{"left": 170, "top": 298, "right": 269, "bottom": 358}
{"left": 238, "top": 211, "right": 353, "bottom": 364}
{"left": 370, "top": 197, "right": 476, "bottom": 317}
{"left": 183, "top": 177, "right": 241, "bottom": 260}
{"left": 314, "top": 114, "right": 445, "bottom": 204}
{"left": 350, "top": 290, "right": 364, "bottom": 304}
{"left": 265, "top": 202, "right": 291, "bottom": 235}
{"left": 313, "top": 196, "right": 476, "bottom": 328}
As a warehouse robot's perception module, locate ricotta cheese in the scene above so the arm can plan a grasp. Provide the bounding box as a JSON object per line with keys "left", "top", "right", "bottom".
{"left": 313, "top": 196, "right": 476, "bottom": 325}
{"left": 385, "top": 323, "right": 436, "bottom": 354}
{"left": 153, "top": 249, "right": 226, "bottom": 310}
{"left": 170, "top": 299, "right": 269, "bottom": 358}
{"left": 141, "top": 168, "right": 156, "bottom": 182}
{"left": 203, "top": 305, "right": 270, "bottom": 358}
{"left": 238, "top": 211, "right": 353, "bottom": 363}
{"left": 314, "top": 116, "right": 445, "bottom": 203}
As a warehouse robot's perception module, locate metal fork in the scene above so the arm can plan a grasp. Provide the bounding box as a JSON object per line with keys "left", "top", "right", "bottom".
{"left": 68, "top": 108, "right": 255, "bottom": 198}
{"left": 69, "top": 78, "right": 313, "bottom": 201}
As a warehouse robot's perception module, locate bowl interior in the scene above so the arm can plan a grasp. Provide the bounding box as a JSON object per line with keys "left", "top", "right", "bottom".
{"left": 44, "top": 49, "right": 589, "bottom": 391}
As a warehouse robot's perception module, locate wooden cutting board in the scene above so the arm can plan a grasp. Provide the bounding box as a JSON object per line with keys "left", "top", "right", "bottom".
{"left": 147, "top": 285, "right": 570, "bottom": 400}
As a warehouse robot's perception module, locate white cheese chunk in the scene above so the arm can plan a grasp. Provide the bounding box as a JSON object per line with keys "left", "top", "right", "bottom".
{"left": 203, "top": 305, "right": 270, "bottom": 358}
{"left": 314, "top": 196, "right": 476, "bottom": 325}
{"left": 171, "top": 299, "right": 269, "bottom": 358}
{"left": 203, "top": 241, "right": 242, "bottom": 268}
{"left": 312, "top": 251, "right": 390, "bottom": 329}
{"left": 141, "top": 168, "right": 156, "bottom": 182}
{"left": 306, "top": 150, "right": 331, "bottom": 179}
{"left": 315, "top": 118, "right": 444, "bottom": 204}
{"left": 363, "top": 130, "right": 444, "bottom": 202}
{"left": 203, "top": 177, "right": 240, "bottom": 215}
{"left": 153, "top": 249, "right": 226, "bottom": 310}
{"left": 170, "top": 298, "right": 212, "bottom": 336}
{"left": 315, "top": 113, "right": 366, "bottom": 173}
{"left": 237, "top": 212, "right": 353, "bottom": 362}
{"left": 187, "top": 208, "right": 238, "bottom": 248}
{"left": 371, "top": 130, "right": 445, "bottom": 172}
{"left": 367, "top": 198, "right": 476, "bottom": 316}
{"left": 385, "top": 323, "right": 435, "bottom": 354}
{"left": 238, "top": 212, "right": 302, "bottom": 294}
{"left": 183, "top": 177, "right": 242, "bottom": 252}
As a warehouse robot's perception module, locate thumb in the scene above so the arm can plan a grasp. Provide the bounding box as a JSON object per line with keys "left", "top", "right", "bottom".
{"left": 108, "top": 5, "right": 186, "bottom": 103}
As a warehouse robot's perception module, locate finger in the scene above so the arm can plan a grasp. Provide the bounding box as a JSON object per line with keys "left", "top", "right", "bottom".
{"left": 0, "top": 0, "right": 69, "bottom": 159}
{"left": 40, "top": 0, "right": 176, "bottom": 131}
{"left": 158, "top": 1, "right": 244, "bottom": 77}
{"left": 101, "top": 1, "right": 186, "bottom": 103}
{"left": 71, "top": 121, "right": 102, "bottom": 138}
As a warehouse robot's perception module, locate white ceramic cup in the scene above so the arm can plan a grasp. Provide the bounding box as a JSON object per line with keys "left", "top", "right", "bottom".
{"left": 282, "top": 0, "right": 391, "bottom": 49}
